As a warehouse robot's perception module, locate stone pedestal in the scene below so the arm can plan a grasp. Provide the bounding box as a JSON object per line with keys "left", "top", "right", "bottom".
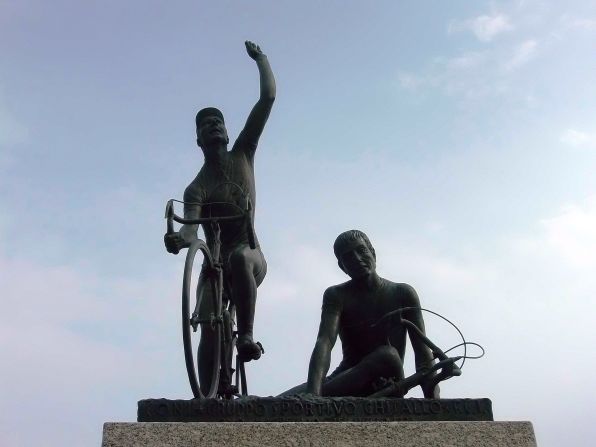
{"left": 102, "top": 421, "right": 537, "bottom": 447}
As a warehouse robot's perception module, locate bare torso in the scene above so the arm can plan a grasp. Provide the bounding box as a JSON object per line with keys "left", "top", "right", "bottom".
{"left": 324, "top": 279, "right": 419, "bottom": 373}
{"left": 184, "top": 140, "right": 259, "bottom": 255}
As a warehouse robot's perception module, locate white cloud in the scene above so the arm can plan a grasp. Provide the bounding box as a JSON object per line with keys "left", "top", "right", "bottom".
{"left": 397, "top": 39, "right": 539, "bottom": 100}
{"left": 445, "top": 51, "right": 487, "bottom": 70}
{"left": 450, "top": 14, "right": 513, "bottom": 42}
{"left": 560, "top": 128, "right": 596, "bottom": 149}
{"left": 0, "top": 255, "right": 181, "bottom": 445}
{"left": 561, "top": 15, "right": 596, "bottom": 31}
{"left": 397, "top": 72, "right": 426, "bottom": 90}
{"left": 471, "top": 14, "right": 514, "bottom": 42}
{"left": 571, "top": 18, "right": 596, "bottom": 30}
{"left": 503, "top": 39, "right": 538, "bottom": 71}
{"left": 539, "top": 199, "right": 596, "bottom": 268}
{"left": 515, "top": 199, "right": 591, "bottom": 272}
{"left": 397, "top": 51, "right": 489, "bottom": 97}
{"left": 424, "top": 221, "right": 444, "bottom": 234}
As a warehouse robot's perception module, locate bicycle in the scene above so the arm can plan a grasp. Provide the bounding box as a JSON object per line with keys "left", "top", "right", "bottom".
{"left": 164, "top": 192, "right": 260, "bottom": 399}
{"left": 367, "top": 307, "right": 484, "bottom": 398}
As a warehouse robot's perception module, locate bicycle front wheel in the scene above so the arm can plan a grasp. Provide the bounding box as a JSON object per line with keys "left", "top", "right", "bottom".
{"left": 182, "top": 239, "right": 222, "bottom": 399}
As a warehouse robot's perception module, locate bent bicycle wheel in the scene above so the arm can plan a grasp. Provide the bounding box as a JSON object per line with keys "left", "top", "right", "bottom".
{"left": 182, "top": 240, "right": 222, "bottom": 399}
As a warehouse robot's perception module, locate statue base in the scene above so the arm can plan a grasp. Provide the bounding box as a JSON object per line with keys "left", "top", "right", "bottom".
{"left": 102, "top": 421, "right": 537, "bottom": 446}
{"left": 137, "top": 396, "right": 493, "bottom": 422}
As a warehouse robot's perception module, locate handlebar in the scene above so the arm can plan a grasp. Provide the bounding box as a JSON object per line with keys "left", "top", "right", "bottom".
{"left": 366, "top": 306, "right": 483, "bottom": 398}
{"left": 165, "top": 198, "right": 257, "bottom": 250}
{"left": 373, "top": 306, "right": 484, "bottom": 369}
{"left": 399, "top": 316, "right": 463, "bottom": 389}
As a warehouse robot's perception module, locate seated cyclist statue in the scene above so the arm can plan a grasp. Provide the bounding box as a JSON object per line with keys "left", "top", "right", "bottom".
{"left": 164, "top": 41, "right": 275, "bottom": 387}
{"left": 282, "top": 230, "right": 440, "bottom": 398}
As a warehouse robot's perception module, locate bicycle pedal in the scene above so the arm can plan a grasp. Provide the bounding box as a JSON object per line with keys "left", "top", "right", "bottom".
{"left": 217, "top": 384, "right": 239, "bottom": 399}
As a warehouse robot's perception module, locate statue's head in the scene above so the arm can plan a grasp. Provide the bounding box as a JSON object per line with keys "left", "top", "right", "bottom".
{"left": 195, "top": 107, "right": 229, "bottom": 149}
{"left": 333, "top": 230, "right": 377, "bottom": 279}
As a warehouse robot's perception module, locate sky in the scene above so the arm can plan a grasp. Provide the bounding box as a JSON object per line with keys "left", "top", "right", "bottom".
{"left": 1, "top": 0, "right": 595, "bottom": 445}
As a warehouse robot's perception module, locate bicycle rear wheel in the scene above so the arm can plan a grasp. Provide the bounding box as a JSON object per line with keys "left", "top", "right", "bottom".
{"left": 182, "top": 239, "right": 222, "bottom": 399}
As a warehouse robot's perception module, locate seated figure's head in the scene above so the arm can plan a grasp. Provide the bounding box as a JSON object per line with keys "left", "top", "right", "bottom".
{"left": 333, "top": 230, "right": 377, "bottom": 279}
{"left": 195, "top": 107, "right": 229, "bottom": 148}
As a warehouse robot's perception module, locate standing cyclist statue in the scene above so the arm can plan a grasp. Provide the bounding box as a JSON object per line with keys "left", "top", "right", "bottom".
{"left": 164, "top": 41, "right": 275, "bottom": 391}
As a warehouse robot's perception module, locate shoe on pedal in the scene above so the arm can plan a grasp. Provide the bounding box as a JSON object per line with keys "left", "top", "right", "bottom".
{"left": 237, "top": 335, "right": 262, "bottom": 362}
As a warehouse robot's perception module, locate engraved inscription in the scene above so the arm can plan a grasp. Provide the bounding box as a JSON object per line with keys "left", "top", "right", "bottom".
{"left": 137, "top": 397, "right": 493, "bottom": 422}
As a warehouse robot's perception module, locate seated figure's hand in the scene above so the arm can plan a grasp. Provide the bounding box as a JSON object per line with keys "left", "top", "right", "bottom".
{"left": 164, "top": 232, "right": 190, "bottom": 254}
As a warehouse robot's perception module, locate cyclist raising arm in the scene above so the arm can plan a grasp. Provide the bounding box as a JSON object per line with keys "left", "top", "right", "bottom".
{"left": 164, "top": 41, "right": 275, "bottom": 394}
{"left": 165, "top": 40, "right": 275, "bottom": 253}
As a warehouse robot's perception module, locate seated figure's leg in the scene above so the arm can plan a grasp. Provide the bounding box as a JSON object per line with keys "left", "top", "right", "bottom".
{"left": 228, "top": 245, "right": 267, "bottom": 361}
{"left": 277, "top": 346, "right": 404, "bottom": 397}
{"left": 322, "top": 345, "right": 404, "bottom": 397}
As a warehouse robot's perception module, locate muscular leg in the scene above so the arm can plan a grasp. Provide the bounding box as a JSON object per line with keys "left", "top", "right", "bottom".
{"left": 197, "top": 270, "right": 217, "bottom": 394}
{"left": 278, "top": 381, "right": 309, "bottom": 396}
{"left": 323, "top": 346, "right": 404, "bottom": 397}
{"left": 277, "top": 346, "right": 404, "bottom": 397}
{"left": 228, "top": 245, "right": 267, "bottom": 361}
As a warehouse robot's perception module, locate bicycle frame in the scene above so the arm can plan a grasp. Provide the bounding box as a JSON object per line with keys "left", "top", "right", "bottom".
{"left": 165, "top": 196, "right": 257, "bottom": 251}
{"left": 165, "top": 198, "right": 256, "bottom": 399}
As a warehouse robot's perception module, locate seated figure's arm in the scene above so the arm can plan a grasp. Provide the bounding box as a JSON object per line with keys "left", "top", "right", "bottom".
{"left": 234, "top": 41, "right": 276, "bottom": 152}
{"left": 306, "top": 289, "right": 341, "bottom": 395}
{"left": 402, "top": 285, "right": 440, "bottom": 398}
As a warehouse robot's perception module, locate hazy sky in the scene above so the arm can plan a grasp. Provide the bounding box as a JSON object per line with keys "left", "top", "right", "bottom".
{"left": 1, "top": 1, "right": 595, "bottom": 445}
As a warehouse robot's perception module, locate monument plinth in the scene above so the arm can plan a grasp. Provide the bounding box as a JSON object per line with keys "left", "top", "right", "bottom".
{"left": 102, "top": 421, "right": 537, "bottom": 447}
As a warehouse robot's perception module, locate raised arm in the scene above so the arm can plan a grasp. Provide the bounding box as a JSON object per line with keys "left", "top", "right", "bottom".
{"left": 235, "top": 41, "right": 276, "bottom": 149}
{"left": 306, "top": 289, "right": 341, "bottom": 395}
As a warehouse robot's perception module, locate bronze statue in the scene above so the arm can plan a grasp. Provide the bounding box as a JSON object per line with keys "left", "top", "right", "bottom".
{"left": 164, "top": 41, "right": 275, "bottom": 392}
{"left": 283, "top": 230, "right": 440, "bottom": 398}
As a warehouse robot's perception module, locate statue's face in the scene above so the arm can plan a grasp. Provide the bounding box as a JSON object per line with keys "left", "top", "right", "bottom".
{"left": 339, "top": 240, "right": 376, "bottom": 279}
{"left": 197, "top": 115, "right": 228, "bottom": 147}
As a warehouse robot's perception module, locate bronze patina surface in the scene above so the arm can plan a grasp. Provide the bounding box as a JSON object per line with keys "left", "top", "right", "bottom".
{"left": 138, "top": 396, "right": 493, "bottom": 422}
